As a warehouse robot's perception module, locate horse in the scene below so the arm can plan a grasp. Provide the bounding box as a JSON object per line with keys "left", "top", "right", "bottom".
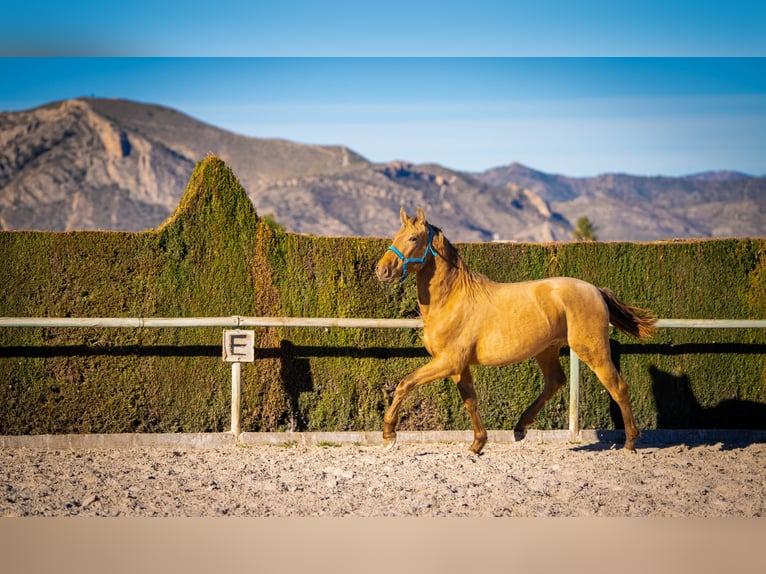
{"left": 375, "top": 207, "right": 656, "bottom": 453}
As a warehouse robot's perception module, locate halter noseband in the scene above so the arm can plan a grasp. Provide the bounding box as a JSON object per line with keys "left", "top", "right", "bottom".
{"left": 386, "top": 225, "right": 438, "bottom": 282}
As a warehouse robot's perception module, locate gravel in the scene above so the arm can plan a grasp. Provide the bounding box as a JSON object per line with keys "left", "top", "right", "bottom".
{"left": 3, "top": 440, "right": 764, "bottom": 517}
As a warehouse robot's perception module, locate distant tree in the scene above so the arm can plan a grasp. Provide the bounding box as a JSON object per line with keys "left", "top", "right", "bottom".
{"left": 573, "top": 216, "right": 598, "bottom": 241}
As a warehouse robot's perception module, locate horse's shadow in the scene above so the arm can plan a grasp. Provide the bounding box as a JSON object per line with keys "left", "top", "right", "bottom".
{"left": 273, "top": 340, "right": 430, "bottom": 431}
{"left": 650, "top": 364, "right": 766, "bottom": 437}
{"left": 278, "top": 340, "right": 314, "bottom": 431}
{"left": 577, "top": 365, "right": 766, "bottom": 451}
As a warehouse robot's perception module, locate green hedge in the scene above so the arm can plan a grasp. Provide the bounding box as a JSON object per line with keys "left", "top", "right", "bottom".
{"left": 1, "top": 156, "right": 765, "bottom": 435}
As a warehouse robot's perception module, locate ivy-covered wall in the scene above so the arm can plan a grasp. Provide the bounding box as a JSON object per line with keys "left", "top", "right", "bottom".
{"left": 1, "top": 156, "right": 764, "bottom": 434}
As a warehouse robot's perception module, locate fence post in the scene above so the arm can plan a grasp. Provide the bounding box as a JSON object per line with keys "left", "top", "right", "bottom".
{"left": 223, "top": 329, "right": 254, "bottom": 440}
{"left": 231, "top": 362, "right": 241, "bottom": 437}
{"left": 569, "top": 349, "right": 580, "bottom": 441}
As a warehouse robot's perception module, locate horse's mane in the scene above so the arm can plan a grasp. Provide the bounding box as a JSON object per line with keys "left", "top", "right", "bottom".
{"left": 431, "top": 225, "right": 491, "bottom": 295}
{"left": 430, "top": 225, "right": 460, "bottom": 267}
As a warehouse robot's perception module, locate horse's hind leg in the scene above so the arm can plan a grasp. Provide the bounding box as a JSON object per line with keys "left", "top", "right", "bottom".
{"left": 573, "top": 345, "right": 640, "bottom": 451}
{"left": 514, "top": 346, "right": 566, "bottom": 441}
{"left": 454, "top": 368, "right": 487, "bottom": 454}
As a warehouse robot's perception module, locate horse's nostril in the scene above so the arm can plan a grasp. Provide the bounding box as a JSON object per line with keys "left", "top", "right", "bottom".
{"left": 376, "top": 265, "right": 391, "bottom": 280}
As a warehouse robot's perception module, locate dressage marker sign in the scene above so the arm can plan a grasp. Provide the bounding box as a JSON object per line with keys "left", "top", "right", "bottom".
{"left": 223, "top": 329, "right": 255, "bottom": 362}
{"left": 223, "top": 329, "right": 255, "bottom": 436}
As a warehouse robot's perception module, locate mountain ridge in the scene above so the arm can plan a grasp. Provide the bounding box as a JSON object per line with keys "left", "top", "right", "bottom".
{"left": 476, "top": 162, "right": 766, "bottom": 241}
{"left": 1, "top": 97, "right": 764, "bottom": 242}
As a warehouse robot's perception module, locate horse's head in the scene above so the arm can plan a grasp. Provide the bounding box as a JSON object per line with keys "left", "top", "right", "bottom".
{"left": 375, "top": 207, "right": 437, "bottom": 283}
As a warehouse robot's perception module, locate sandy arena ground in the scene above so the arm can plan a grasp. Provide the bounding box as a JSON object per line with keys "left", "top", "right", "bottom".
{"left": 2, "top": 438, "right": 764, "bottom": 517}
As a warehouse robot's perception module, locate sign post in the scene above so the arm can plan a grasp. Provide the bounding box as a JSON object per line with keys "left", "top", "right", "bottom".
{"left": 223, "top": 330, "right": 255, "bottom": 437}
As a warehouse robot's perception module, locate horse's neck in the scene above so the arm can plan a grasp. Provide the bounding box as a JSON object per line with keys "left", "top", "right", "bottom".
{"left": 416, "top": 250, "right": 471, "bottom": 319}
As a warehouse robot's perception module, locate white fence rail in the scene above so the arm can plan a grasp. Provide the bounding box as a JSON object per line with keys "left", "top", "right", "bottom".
{"left": 0, "top": 316, "right": 424, "bottom": 329}
{"left": 2, "top": 316, "right": 765, "bottom": 440}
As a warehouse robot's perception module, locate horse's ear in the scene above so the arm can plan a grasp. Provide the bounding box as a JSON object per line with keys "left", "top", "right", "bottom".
{"left": 416, "top": 207, "right": 427, "bottom": 225}
{"left": 399, "top": 207, "right": 410, "bottom": 226}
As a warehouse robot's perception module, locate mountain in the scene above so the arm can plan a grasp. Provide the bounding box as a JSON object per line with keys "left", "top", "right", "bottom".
{"left": 0, "top": 98, "right": 568, "bottom": 242}
{"left": 0, "top": 98, "right": 365, "bottom": 233}
{"left": 1, "top": 98, "right": 764, "bottom": 242}
{"left": 477, "top": 163, "right": 766, "bottom": 241}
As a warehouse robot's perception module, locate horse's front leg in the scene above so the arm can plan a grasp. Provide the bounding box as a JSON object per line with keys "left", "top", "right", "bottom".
{"left": 383, "top": 357, "right": 456, "bottom": 449}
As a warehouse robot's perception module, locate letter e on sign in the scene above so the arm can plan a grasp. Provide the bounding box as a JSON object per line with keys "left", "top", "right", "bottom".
{"left": 223, "top": 330, "right": 255, "bottom": 362}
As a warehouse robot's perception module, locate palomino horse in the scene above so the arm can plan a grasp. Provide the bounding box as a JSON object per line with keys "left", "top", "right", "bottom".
{"left": 375, "top": 208, "right": 656, "bottom": 453}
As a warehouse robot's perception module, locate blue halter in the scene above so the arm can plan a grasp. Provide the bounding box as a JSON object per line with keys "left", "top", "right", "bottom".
{"left": 386, "top": 226, "right": 438, "bottom": 282}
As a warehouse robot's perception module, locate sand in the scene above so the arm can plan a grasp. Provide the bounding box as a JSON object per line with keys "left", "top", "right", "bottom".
{"left": 3, "top": 439, "right": 764, "bottom": 517}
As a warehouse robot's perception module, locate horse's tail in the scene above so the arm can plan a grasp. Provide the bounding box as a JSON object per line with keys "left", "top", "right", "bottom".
{"left": 598, "top": 287, "right": 657, "bottom": 339}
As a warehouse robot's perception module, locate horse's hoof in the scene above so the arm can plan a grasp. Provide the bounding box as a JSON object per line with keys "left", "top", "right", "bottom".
{"left": 469, "top": 435, "right": 487, "bottom": 454}
{"left": 513, "top": 428, "right": 527, "bottom": 442}
{"left": 383, "top": 435, "right": 397, "bottom": 450}
{"left": 624, "top": 431, "right": 640, "bottom": 452}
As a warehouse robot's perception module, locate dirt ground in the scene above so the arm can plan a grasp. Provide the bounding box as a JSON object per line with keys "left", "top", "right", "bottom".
{"left": 2, "top": 438, "right": 765, "bottom": 517}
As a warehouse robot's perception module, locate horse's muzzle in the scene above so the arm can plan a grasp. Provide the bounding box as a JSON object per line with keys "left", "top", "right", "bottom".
{"left": 375, "top": 262, "right": 398, "bottom": 284}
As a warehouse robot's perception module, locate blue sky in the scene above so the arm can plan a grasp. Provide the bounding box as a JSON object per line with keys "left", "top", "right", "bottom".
{"left": 1, "top": 1, "right": 765, "bottom": 176}
{"left": 3, "top": 0, "right": 765, "bottom": 57}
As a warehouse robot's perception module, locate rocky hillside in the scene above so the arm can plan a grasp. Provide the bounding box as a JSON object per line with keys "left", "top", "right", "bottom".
{"left": 2, "top": 98, "right": 764, "bottom": 242}
{"left": 477, "top": 163, "right": 766, "bottom": 241}
{"left": 0, "top": 98, "right": 568, "bottom": 241}
{"left": 0, "top": 98, "right": 365, "bottom": 233}
{"left": 0, "top": 99, "right": 191, "bottom": 231}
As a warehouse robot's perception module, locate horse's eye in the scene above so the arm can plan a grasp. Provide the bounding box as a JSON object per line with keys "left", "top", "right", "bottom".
{"left": 408, "top": 236, "right": 417, "bottom": 242}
